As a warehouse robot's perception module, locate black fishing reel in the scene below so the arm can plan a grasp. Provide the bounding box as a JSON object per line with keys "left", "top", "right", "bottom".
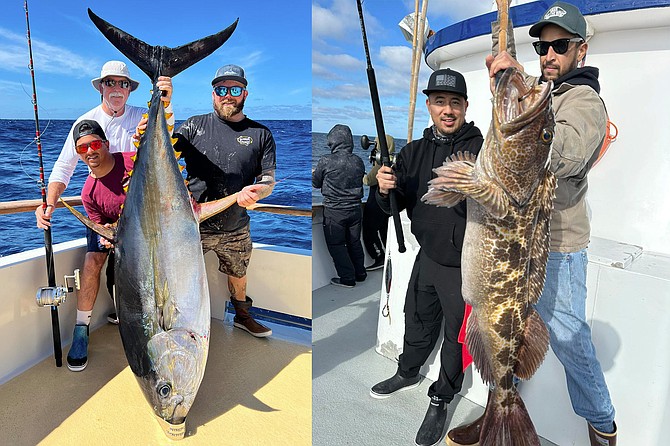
{"left": 361, "top": 134, "right": 394, "bottom": 165}
{"left": 35, "top": 269, "right": 81, "bottom": 307}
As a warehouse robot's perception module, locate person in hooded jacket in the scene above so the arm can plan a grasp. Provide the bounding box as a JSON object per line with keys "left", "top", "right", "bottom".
{"left": 373, "top": 68, "right": 484, "bottom": 446}
{"left": 313, "top": 124, "right": 367, "bottom": 288}
{"left": 446, "top": 3, "right": 617, "bottom": 446}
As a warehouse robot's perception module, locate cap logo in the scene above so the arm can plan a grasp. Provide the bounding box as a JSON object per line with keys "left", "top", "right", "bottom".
{"left": 435, "top": 74, "right": 457, "bottom": 88}
{"left": 237, "top": 135, "right": 253, "bottom": 146}
{"left": 544, "top": 6, "right": 567, "bottom": 19}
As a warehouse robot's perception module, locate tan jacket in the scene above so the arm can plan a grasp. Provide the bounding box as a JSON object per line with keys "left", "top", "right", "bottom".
{"left": 492, "top": 20, "right": 606, "bottom": 252}
{"left": 363, "top": 135, "right": 395, "bottom": 187}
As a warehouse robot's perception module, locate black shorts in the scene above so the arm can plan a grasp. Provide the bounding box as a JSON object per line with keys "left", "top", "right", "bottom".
{"left": 201, "top": 224, "right": 252, "bottom": 278}
{"left": 86, "top": 227, "right": 111, "bottom": 253}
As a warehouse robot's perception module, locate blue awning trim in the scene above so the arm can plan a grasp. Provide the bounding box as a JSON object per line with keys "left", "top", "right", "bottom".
{"left": 425, "top": 0, "right": 670, "bottom": 60}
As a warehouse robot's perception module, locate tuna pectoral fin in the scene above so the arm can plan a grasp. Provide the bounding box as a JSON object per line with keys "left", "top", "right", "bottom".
{"left": 423, "top": 152, "right": 508, "bottom": 218}
{"left": 464, "top": 312, "right": 495, "bottom": 385}
{"left": 514, "top": 309, "right": 550, "bottom": 380}
{"left": 194, "top": 193, "right": 239, "bottom": 224}
{"left": 59, "top": 199, "right": 116, "bottom": 242}
{"left": 480, "top": 389, "right": 540, "bottom": 446}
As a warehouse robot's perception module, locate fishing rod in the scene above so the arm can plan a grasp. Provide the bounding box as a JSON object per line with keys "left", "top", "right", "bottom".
{"left": 356, "top": 0, "right": 406, "bottom": 253}
{"left": 25, "top": 0, "right": 63, "bottom": 367}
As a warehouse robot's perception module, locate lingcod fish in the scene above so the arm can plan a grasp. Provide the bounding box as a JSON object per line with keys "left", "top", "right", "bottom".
{"left": 422, "top": 66, "right": 555, "bottom": 445}
{"left": 63, "top": 9, "right": 240, "bottom": 440}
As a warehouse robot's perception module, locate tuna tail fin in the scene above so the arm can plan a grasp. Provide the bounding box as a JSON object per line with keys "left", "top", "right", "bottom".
{"left": 480, "top": 389, "right": 540, "bottom": 446}
{"left": 88, "top": 9, "right": 238, "bottom": 81}
{"left": 59, "top": 199, "right": 116, "bottom": 243}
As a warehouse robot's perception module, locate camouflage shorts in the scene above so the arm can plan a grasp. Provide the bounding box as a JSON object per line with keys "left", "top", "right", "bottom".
{"left": 201, "top": 224, "right": 252, "bottom": 278}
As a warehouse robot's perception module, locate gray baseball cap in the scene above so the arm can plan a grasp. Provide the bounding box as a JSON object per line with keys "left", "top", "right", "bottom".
{"left": 211, "top": 64, "right": 247, "bottom": 86}
{"left": 529, "top": 1, "right": 587, "bottom": 41}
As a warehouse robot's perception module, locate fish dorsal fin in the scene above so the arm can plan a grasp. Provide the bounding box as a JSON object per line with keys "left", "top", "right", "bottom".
{"left": 59, "top": 198, "right": 116, "bottom": 243}
{"left": 88, "top": 9, "right": 238, "bottom": 81}
{"left": 527, "top": 171, "right": 556, "bottom": 305}
{"left": 192, "top": 192, "right": 239, "bottom": 223}
{"left": 514, "top": 308, "right": 550, "bottom": 379}
{"left": 464, "top": 312, "right": 496, "bottom": 385}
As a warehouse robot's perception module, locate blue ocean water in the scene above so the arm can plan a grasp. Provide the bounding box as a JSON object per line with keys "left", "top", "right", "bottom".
{"left": 311, "top": 131, "right": 407, "bottom": 205}
{"left": 0, "top": 119, "right": 311, "bottom": 257}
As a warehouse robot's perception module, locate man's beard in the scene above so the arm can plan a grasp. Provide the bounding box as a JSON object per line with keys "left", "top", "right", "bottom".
{"left": 214, "top": 98, "right": 245, "bottom": 119}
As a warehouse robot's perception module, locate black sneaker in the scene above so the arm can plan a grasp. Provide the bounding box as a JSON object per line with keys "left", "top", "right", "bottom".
{"left": 370, "top": 370, "right": 421, "bottom": 399}
{"left": 107, "top": 313, "right": 119, "bottom": 325}
{"left": 356, "top": 273, "right": 367, "bottom": 282}
{"left": 330, "top": 278, "right": 355, "bottom": 288}
{"left": 415, "top": 396, "right": 449, "bottom": 446}
{"left": 365, "top": 257, "right": 385, "bottom": 271}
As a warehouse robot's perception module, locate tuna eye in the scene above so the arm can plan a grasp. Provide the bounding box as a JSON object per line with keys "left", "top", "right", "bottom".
{"left": 158, "top": 383, "right": 172, "bottom": 398}
{"left": 540, "top": 128, "right": 553, "bottom": 144}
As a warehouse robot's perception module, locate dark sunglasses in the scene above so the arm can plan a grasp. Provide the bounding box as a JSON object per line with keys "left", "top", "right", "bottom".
{"left": 102, "top": 78, "right": 131, "bottom": 89}
{"left": 214, "top": 85, "right": 245, "bottom": 97}
{"left": 532, "top": 37, "right": 583, "bottom": 56}
{"left": 75, "top": 139, "right": 107, "bottom": 154}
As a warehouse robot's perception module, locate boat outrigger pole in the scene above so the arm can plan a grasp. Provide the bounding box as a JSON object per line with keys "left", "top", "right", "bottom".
{"left": 356, "top": 0, "right": 406, "bottom": 253}
{"left": 24, "top": 0, "right": 63, "bottom": 367}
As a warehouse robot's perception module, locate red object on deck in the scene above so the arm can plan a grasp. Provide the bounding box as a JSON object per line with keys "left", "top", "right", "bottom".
{"left": 460, "top": 304, "right": 473, "bottom": 371}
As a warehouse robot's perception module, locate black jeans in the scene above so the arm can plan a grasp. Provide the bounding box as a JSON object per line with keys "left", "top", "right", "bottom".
{"left": 322, "top": 206, "right": 366, "bottom": 284}
{"left": 362, "top": 186, "right": 389, "bottom": 260}
{"left": 398, "top": 250, "right": 464, "bottom": 402}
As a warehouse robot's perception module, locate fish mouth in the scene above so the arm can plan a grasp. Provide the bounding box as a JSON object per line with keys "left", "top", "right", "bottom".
{"left": 495, "top": 68, "right": 552, "bottom": 134}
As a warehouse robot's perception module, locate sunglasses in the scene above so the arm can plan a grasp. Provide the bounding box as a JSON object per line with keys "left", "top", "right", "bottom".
{"left": 213, "top": 85, "right": 245, "bottom": 97}
{"left": 532, "top": 37, "right": 583, "bottom": 56}
{"left": 102, "top": 78, "right": 131, "bottom": 89}
{"left": 75, "top": 139, "right": 107, "bottom": 154}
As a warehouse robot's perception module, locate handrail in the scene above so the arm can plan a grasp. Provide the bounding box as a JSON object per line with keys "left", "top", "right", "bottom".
{"left": 0, "top": 196, "right": 311, "bottom": 217}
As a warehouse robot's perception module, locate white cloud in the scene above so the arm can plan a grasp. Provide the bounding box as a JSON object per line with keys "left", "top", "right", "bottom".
{"left": 0, "top": 27, "right": 97, "bottom": 78}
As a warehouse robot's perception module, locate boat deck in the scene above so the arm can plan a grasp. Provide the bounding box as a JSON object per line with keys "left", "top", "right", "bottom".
{"left": 313, "top": 268, "right": 557, "bottom": 446}
{"left": 0, "top": 319, "right": 311, "bottom": 445}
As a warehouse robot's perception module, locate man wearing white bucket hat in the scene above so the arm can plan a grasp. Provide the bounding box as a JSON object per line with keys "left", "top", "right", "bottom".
{"left": 35, "top": 61, "right": 174, "bottom": 364}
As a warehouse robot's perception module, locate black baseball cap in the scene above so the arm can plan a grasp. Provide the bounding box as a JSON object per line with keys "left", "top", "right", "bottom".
{"left": 72, "top": 119, "right": 106, "bottom": 143}
{"left": 529, "top": 1, "right": 587, "bottom": 41}
{"left": 422, "top": 68, "right": 468, "bottom": 100}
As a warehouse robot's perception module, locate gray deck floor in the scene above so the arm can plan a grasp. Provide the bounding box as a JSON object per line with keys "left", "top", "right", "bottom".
{"left": 313, "top": 268, "right": 557, "bottom": 446}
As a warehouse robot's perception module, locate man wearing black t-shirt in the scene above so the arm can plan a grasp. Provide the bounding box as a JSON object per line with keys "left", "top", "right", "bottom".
{"left": 175, "top": 64, "right": 276, "bottom": 338}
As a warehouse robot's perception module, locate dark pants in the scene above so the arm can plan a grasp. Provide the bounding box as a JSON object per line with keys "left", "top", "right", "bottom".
{"left": 322, "top": 206, "right": 366, "bottom": 284}
{"left": 362, "top": 186, "right": 389, "bottom": 261}
{"left": 398, "top": 250, "right": 465, "bottom": 402}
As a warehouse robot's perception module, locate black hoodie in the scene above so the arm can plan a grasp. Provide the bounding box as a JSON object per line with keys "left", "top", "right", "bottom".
{"left": 312, "top": 124, "right": 366, "bottom": 209}
{"left": 378, "top": 122, "right": 483, "bottom": 267}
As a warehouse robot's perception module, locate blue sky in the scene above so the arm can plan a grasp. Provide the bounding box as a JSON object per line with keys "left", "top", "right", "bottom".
{"left": 313, "top": 0, "right": 529, "bottom": 139}
{"left": 0, "top": 0, "right": 311, "bottom": 121}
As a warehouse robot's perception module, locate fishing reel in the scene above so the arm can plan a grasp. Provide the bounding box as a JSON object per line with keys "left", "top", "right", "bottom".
{"left": 361, "top": 134, "right": 395, "bottom": 165}
{"left": 36, "top": 269, "right": 81, "bottom": 307}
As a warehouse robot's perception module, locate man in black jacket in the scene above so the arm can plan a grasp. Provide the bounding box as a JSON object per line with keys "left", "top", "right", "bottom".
{"left": 313, "top": 124, "right": 367, "bottom": 287}
{"left": 373, "top": 68, "right": 483, "bottom": 446}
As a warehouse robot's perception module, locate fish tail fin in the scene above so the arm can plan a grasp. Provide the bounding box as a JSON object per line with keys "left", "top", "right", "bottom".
{"left": 515, "top": 308, "right": 550, "bottom": 379}
{"left": 480, "top": 389, "right": 540, "bottom": 446}
{"left": 87, "top": 9, "right": 238, "bottom": 81}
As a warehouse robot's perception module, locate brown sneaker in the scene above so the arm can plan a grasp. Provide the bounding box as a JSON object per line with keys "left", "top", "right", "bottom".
{"left": 231, "top": 296, "right": 272, "bottom": 338}
{"left": 234, "top": 315, "right": 272, "bottom": 338}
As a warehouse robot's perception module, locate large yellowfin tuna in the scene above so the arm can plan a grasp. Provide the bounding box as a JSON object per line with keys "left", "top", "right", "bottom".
{"left": 63, "top": 9, "right": 239, "bottom": 440}
{"left": 422, "top": 67, "right": 555, "bottom": 445}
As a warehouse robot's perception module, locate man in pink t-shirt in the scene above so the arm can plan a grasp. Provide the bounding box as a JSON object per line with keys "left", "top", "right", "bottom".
{"left": 65, "top": 119, "right": 134, "bottom": 372}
